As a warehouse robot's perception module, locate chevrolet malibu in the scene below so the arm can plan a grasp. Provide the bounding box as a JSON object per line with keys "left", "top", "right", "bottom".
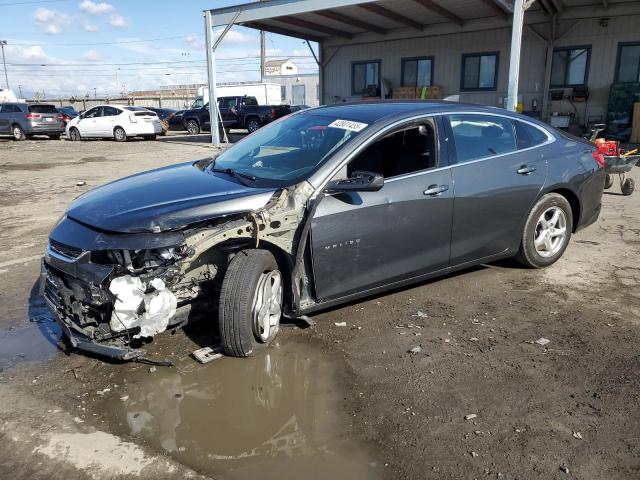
{"left": 42, "top": 102, "right": 605, "bottom": 361}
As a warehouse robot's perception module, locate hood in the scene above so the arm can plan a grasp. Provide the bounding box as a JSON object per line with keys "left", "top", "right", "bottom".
{"left": 66, "top": 161, "right": 276, "bottom": 233}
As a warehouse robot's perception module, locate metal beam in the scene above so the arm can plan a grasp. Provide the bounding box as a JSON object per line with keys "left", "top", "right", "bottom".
{"left": 273, "top": 15, "right": 353, "bottom": 39}
{"left": 213, "top": 9, "right": 242, "bottom": 51}
{"left": 305, "top": 39, "right": 320, "bottom": 65}
{"left": 314, "top": 9, "right": 388, "bottom": 35}
{"left": 358, "top": 3, "right": 424, "bottom": 31}
{"left": 209, "top": 0, "right": 376, "bottom": 27}
{"left": 204, "top": 10, "right": 220, "bottom": 147}
{"left": 538, "top": 0, "right": 553, "bottom": 15}
{"left": 478, "top": 0, "right": 510, "bottom": 19}
{"left": 412, "top": 0, "right": 464, "bottom": 26}
{"left": 506, "top": 0, "right": 525, "bottom": 111}
{"left": 244, "top": 21, "right": 322, "bottom": 42}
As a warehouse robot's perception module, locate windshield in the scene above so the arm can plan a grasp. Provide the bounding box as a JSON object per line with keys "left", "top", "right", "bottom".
{"left": 209, "top": 112, "right": 368, "bottom": 187}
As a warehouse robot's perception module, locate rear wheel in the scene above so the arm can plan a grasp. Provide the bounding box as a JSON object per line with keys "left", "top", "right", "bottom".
{"left": 69, "top": 127, "right": 81, "bottom": 141}
{"left": 246, "top": 118, "right": 261, "bottom": 133}
{"left": 114, "top": 126, "right": 127, "bottom": 142}
{"left": 186, "top": 119, "right": 200, "bottom": 135}
{"left": 604, "top": 174, "right": 614, "bottom": 189}
{"left": 515, "top": 193, "right": 573, "bottom": 268}
{"left": 12, "top": 125, "right": 25, "bottom": 141}
{"left": 622, "top": 178, "right": 635, "bottom": 196}
{"left": 219, "top": 250, "right": 283, "bottom": 358}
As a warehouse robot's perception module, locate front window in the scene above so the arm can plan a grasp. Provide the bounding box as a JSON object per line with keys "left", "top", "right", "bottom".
{"left": 208, "top": 113, "right": 368, "bottom": 187}
{"left": 352, "top": 60, "right": 380, "bottom": 95}
{"left": 615, "top": 42, "right": 640, "bottom": 83}
{"left": 402, "top": 57, "right": 434, "bottom": 87}
{"left": 550, "top": 47, "right": 590, "bottom": 87}
{"left": 461, "top": 53, "right": 498, "bottom": 90}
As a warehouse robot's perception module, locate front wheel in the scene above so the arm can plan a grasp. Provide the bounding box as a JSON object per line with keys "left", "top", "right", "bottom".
{"left": 69, "top": 127, "right": 81, "bottom": 141}
{"left": 246, "top": 118, "right": 261, "bottom": 133}
{"left": 114, "top": 126, "right": 127, "bottom": 142}
{"left": 186, "top": 120, "right": 200, "bottom": 135}
{"left": 12, "top": 125, "right": 25, "bottom": 141}
{"left": 515, "top": 193, "right": 573, "bottom": 268}
{"left": 219, "top": 250, "right": 283, "bottom": 358}
{"left": 604, "top": 174, "right": 614, "bottom": 189}
{"left": 622, "top": 178, "right": 635, "bottom": 196}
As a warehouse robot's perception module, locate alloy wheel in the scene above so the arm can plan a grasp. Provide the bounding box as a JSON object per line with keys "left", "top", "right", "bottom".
{"left": 252, "top": 270, "right": 282, "bottom": 343}
{"left": 13, "top": 126, "right": 24, "bottom": 140}
{"left": 534, "top": 206, "right": 567, "bottom": 258}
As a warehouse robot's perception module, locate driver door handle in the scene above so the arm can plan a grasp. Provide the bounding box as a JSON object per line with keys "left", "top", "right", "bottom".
{"left": 517, "top": 165, "right": 537, "bottom": 175}
{"left": 423, "top": 184, "right": 449, "bottom": 196}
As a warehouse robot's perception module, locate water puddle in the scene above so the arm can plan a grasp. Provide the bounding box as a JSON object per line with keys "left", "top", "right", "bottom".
{"left": 101, "top": 340, "right": 381, "bottom": 479}
{"left": 0, "top": 318, "right": 61, "bottom": 371}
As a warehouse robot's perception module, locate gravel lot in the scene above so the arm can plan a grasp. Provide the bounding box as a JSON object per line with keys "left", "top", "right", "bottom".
{"left": 0, "top": 134, "right": 638, "bottom": 479}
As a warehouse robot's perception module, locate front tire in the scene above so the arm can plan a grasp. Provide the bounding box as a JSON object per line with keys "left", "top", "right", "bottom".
{"left": 114, "top": 126, "right": 127, "bottom": 142}
{"left": 12, "top": 125, "right": 25, "bottom": 141}
{"left": 622, "top": 178, "right": 635, "bottom": 196}
{"left": 515, "top": 193, "right": 573, "bottom": 268}
{"left": 604, "top": 174, "right": 614, "bottom": 189}
{"left": 219, "top": 250, "right": 283, "bottom": 358}
{"left": 186, "top": 119, "right": 200, "bottom": 135}
{"left": 246, "top": 118, "right": 261, "bottom": 133}
{"left": 69, "top": 127, "right": 81, "bottom": 141}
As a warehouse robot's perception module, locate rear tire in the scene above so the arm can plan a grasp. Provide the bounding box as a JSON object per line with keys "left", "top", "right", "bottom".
{"left": 114, "top": 126, "right": 127, "bottom": 142}
{"left": 12, "top": 125, "right": 25, "bottom": 141}
{"left": 186, "top": 119, "right": 200, "bottom": 135}
{"left": 515, "top": 193, "right": 573, "bottom": 268}
{"left": 622, "top": 178, "right": 635, "bottom": 196}
{"left": 69, "top": 127, "right": 81, "bottom": 141}
{"left": 219, "top": 250, "right": 283, "bottom": 358}
{"left": 604, "top": 174, "right": 614, "bottom": 189}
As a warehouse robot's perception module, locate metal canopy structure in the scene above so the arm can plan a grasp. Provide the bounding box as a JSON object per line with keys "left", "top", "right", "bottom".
{"left": 204, "top": 0, "right": 640, "bottom": 146}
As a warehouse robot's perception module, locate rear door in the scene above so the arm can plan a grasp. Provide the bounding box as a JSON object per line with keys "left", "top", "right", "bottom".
{"left": 96, "top": 106, "right": 120, "bottom": 136}
{"left": 446, "top": 113, "right": 549, "bottom": 265}
{"left": 0, "top": 104, "right": 10, "bottom": 133}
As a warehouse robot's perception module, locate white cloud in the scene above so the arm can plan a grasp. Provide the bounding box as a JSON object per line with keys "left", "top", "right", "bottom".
{"left": 79, "top": 0, "right": 114, "bottom": 15}
{"left": 7, "top": 44, "right": 51, "bottom": 62}
{"left": 33, "top": 8, "right": 70, "bottom": 35}
{"left": 185, "top": 34, "right": 204, "bottom": 50}
{"left": 109, "top": 14, "right": 129, "bottom": 28}
{"left": 83, "top": 22, "right": 99, "bottom": 32}
{"left": 82, "top": 49, "right": 100, "bottom": 61}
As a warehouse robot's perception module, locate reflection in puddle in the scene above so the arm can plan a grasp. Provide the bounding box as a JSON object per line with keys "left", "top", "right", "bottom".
{"left": 104, "top": 341, "right": 380, "bottom": 479}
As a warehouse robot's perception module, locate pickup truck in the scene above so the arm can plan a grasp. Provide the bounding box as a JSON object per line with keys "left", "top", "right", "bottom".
{"left": 181, "top": 95, "right": 290, "bottom": 134}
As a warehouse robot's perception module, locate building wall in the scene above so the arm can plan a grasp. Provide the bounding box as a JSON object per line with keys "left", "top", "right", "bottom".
{"left": 321, "top": 15, "right": 640, "bottom": 123}
{"left": 269, "top": 74, "right": 320, "bottom": 106}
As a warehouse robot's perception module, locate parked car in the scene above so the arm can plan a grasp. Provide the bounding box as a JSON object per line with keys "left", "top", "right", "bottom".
{"left": 56, "top": 106, "right": 79, "bottom": 126}
{"left": 144, "top": 107, "right": 177, "bottom": 135}
{"left": 290, "top": 104, "right": 311, "bottom": 112}
{"left": 168, "top": 109, "right": 185, "bottom": 130}
{"left": 65, "top": 105, "right": 162, "bottom": 141}
{"left": 181, "top": 95, "right": 290, "bottom": 134}
{"left": 0, "top": 102, "right": 65, "bottom": 140}
{"left": 41, "top": 102, "right": 604, "bottom": 362}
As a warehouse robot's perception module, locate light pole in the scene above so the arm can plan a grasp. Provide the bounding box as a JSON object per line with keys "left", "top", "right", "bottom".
{"left": 0, "top": 40, "right": 9, "bottom": 90}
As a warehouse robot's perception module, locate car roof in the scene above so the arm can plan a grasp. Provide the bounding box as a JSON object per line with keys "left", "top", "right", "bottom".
{"left": 308, "top": 100, "right": 527, "bottom": 125}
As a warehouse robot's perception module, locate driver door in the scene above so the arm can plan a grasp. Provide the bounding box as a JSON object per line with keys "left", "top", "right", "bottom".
{"left": 310, "top": 118, "right": 454, "bottom": 301}
{"left": 76, "top": 106, "right": 102, "bottom": 137}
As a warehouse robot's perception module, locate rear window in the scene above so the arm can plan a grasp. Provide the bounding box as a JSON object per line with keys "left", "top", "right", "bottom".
{"left": 134, "top": 111, "right": 157, "bottom": 117}
{"left": 28, "top": 104, "right": 57, "bottom": 114}
{"left": 244, "top": 96, "right": 258, "bottom": 106}
{"left": 448, "top": 114, "right": 517, "bottom": 163}
{"left": 513, "top": 120, "right": 549, "bottom": 149}
{"left": 123, "top": 106, "right": 150, "bottom": 112}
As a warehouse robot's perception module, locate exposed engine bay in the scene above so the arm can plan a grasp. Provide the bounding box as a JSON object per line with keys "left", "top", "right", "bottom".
{"left": 41, "top": 180, "right": 315, "bottom": 361}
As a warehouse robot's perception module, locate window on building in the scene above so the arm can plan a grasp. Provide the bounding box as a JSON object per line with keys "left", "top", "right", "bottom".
{"left": 461, "top": 53, "right": 498, "bottom": 91}
{"left": 352, "top": 60, "right": 380, "bottom": 95}
{"left": 401, "top": 57, "right": 434, "bottom": 87}
{"left": 615, "top": 42, "right": 640, "bottom": 83}
{"left": 448, "top": 114, "right": 516, "bottom": 163}
{"left": 281, "top": 85, "right": 287, "bottom": 101}
{"left": 550, "top": 46, "right": 590, "bottom": 87}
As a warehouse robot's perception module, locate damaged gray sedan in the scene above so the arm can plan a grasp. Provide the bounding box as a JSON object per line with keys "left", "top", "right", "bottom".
{"left": 41, "top": 102, "right": 605, "bottom": 361}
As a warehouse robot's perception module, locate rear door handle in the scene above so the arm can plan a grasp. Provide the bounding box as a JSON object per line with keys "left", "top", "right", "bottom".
{"left": 424, "top": 184, "right": 449, "bottom": 196}
{"left": 517, "top": 165, "right": 537, "bottom": 175}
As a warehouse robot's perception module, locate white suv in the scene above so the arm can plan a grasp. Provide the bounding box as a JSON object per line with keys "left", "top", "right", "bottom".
{"left": 66, "top": 105, "right": 162, "bottom": 142}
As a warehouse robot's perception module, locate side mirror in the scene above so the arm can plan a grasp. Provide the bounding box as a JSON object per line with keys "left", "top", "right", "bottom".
{"left": 326, "top": 171, "right": 384, "bottom": 194}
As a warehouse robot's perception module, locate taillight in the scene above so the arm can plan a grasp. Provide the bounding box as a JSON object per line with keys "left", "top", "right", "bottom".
{"left": 592, "top": 150, "right": 605, "bottom": 169}
{"left": 56, "top": 113, "right": 63, "bottom": 120}
{"left": 25, "top": 113, "right": 41, "bottom": 120}
{"left": 271, "top": 108, "right": 276, "bottom": 117}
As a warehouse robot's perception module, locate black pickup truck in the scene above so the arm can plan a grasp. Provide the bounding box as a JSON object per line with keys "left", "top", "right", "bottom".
{"left": 181, "top": 95, "right": 290, "bottom": 134}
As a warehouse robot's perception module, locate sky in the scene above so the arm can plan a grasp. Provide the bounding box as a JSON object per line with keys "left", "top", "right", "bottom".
{"left": 0, "top": 0, "right": 319, "bottom": 98}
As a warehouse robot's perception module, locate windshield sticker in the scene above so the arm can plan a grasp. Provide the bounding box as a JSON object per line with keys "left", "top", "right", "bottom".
{"left": 329, "top": 119, "right": 368, "bottom": 132}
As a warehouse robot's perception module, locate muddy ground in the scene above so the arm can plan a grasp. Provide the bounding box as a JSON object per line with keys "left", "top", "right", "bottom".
{"left": 0, "top": 133, "right": 638, "bottom": 479}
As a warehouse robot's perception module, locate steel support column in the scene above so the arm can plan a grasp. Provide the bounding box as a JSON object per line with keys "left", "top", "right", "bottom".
{"left": 204, "top": 10, "right": 220, "bottom": 147}
{"left": 506, "top": 0, "right": 525, "bottom": 111}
